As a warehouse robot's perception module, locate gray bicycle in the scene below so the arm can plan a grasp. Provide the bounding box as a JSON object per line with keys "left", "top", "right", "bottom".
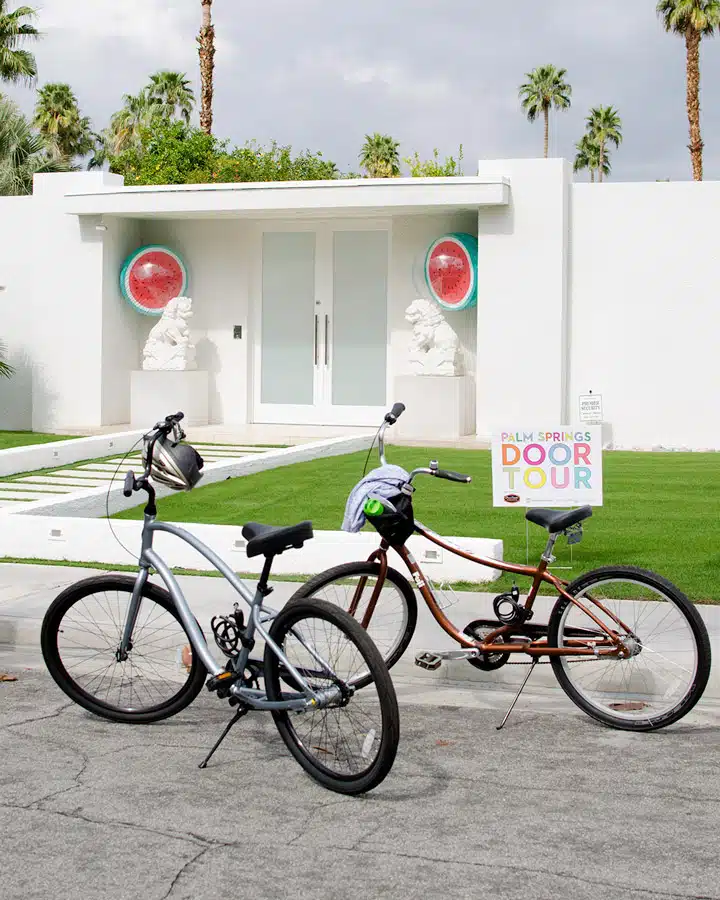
{"left": 41, "top": 413, "right": 399, "bottom": 795}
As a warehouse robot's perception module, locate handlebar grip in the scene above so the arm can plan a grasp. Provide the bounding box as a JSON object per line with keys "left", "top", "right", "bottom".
{"left": 435, "top": 469, "right": 472, "bottom": 484}
{"left": 123, "top": 471, "right": 135, "bottom": 498}
{"left": 167, "top": 411, "right": 184, "bottom": 423}
{"left": 385, "top": 402, "right": 405, "bottom": 424}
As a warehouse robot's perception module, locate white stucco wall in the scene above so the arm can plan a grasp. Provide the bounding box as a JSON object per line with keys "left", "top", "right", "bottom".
{"left": 475, "top": 158, "right": 572, "bottom": 439}
{"left": 0, "top": 172, "right": 132, "bottom": 432}
{"left": 5, "top": 167, "right": 720, "bottom": 449}
{"left": 570, "top": 182, "right": 720, "bottom": 449}
{"left": 101, "top": 217, "right": 143, "bottom": 425}
{"left": 139, "top": 219, "right": 252, "bottom": 424}
{"left": 0, "top": 196, "right": 36, "bottom": 429}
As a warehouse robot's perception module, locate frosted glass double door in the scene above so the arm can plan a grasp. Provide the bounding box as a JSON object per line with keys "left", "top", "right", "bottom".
{"left": 254, "top": 225, "right": 389, "bottom": 425}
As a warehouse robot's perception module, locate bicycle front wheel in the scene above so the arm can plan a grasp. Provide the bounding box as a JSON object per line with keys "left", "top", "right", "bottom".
{"left": 41, "top": 575, "right": 207, "bottom": 724}
{"left": 548, "top": 566, "right": 711, "bottom": 731}
{"left": 289, "top": 561, "right": 417, "bottom": 685}
{"left": 264, "top": 598, "right": 400, "bottom": 795}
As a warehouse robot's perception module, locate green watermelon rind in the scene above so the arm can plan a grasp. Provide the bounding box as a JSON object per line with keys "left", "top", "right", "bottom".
{"left": 424, "top": 232, "right": 477, "bottom": 311}
{"left": 120, "top": 245, "right": 189, "bottom": 317}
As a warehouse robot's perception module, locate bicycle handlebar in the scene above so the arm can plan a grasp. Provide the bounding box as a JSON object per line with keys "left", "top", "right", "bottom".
{"left": 123, "top": 471, "right": 135, "bottom": 498}
{"left": 376, "top": 404, "right": 472, "bottom": 485}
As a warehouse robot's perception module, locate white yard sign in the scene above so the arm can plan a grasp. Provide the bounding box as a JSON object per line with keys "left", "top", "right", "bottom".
{"left": 579, "top": 394, "right": 603, "bottom": 424}
{"left": 491, "top": 427, "right": 603, "bottom": 508}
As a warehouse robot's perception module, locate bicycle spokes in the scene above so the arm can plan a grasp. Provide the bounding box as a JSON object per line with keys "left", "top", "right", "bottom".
{"left": 557, "top": 576, "right": 700, "bottom": 721}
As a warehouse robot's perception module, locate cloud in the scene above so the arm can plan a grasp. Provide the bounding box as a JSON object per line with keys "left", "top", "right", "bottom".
{"left": 5, "top": 0, "right": 720, "bottom": 181}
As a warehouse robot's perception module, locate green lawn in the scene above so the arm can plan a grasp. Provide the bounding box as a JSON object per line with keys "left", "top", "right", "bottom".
{"left": 112, "top": 447, "right": 720, "bottom": 603}
{"left": 0, "top": 431, "right": 76, "bottom": 450}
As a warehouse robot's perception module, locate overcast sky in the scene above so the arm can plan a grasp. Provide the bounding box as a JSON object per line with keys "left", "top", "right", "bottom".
{"left": 5, "top": 0, "right": 720, "bottom": 182}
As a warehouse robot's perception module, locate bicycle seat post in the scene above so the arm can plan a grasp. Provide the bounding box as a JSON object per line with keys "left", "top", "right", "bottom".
{"left": 256, "top": 555, "right": 275, "bottom": 598}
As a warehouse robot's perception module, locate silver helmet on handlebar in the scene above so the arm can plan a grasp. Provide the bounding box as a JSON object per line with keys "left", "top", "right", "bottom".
{"left": 143, "top": 434, "right": 204, "bottom": 491}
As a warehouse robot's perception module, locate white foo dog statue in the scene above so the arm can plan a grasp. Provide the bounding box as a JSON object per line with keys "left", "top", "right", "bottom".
{"left": 405, "top": 298, "right": 460, "bottom": 376}
{"left": 142, "top": 297, "right": 197, "bottom": 371}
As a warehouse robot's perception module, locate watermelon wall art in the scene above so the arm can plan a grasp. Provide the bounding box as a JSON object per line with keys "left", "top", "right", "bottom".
{"left": 120, "top": 246, "right": 189, "bottom": 316}
{"left": 424, "top": 233, "right": 478, "bottom": 311}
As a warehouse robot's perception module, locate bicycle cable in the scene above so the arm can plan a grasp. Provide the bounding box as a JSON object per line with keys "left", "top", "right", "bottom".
{"left": 104, "top": 434, "right": 148, "bottom": 562}
{"left": 361, "top": 423, "right": 383, "bottom": 478}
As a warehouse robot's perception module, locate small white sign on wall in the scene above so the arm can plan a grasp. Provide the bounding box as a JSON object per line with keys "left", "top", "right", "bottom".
{"left": 491, "top": 427, "right": 603, "bottom": 508}
{"left": 579, "top": 394, "right": 603, "bottom": 423}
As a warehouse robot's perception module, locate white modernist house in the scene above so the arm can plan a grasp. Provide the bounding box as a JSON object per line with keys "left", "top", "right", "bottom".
{"left": 1, "top": 158, "right": 720, "bottom": 449}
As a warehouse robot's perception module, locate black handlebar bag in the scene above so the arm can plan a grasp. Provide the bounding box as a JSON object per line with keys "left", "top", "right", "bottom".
{"left": 366, "top": 492, "right": 415, "bottom": 545}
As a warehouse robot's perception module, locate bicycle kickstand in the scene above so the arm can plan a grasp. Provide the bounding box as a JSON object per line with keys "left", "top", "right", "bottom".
{"left": 199, "top": 706, "right": 249, "bottom": 769}
{"left": 496, "top": 660, "right": 538, "bottom": 731}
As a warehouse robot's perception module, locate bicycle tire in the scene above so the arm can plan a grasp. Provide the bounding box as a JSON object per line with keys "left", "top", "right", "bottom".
{"left": 41, "top": 574, "right": 208, "bottom": 724}
{"left": 289, "top": 561, "right": 417, "bottom": 685}
{"left": 264, "top": 598, "right": 400, "bottom": 795}
{"left": 548, "top": 566, "right": 711, "bottom": 731}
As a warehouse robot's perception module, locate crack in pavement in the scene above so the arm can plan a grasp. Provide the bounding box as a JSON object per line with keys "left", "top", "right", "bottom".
{"left": 2, "top": 702, "right": 74, "bottom": 729}
{"left": 161, "top": 845, "right": 214, "bottom": 900}
{"left": 349, "top": 844, "right": 719, "bottom": 900}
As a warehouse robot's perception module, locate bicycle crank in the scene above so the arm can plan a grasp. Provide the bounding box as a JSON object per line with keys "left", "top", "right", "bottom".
{"left": 414, "top": 649, "right": 479, "bottom": 671}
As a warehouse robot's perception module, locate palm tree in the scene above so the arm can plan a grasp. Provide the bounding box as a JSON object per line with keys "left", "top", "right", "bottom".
{"left": 147, "top": 70, "right": 195, "bottom": 125}
{"left": 0, "top": 338, "right": 13, "bottom": 379}
{"left": 359, "top": 133, "right": 401, "bottom": 178}
{"left": 657, "top": 0, "right": 720, "bottom": 181}
{"left": 0, "top": 1, "right": 39, "bottom": 86}
{"left": 105, "top": 90, "right": 158, "bottom": 155}
{"left": 0, "top": 341, "right": 13, "bottom": 378}
{"left": 518, "top": 65, "right": 572, "bottom": 158}
{"left": 0, "top": 97, "right": 70, "bottom": 195}
{"left": 585, "top": 106, "right": 622, "bottom": 183}
{"left": 198, "top": 0, "right": 215, "bottom": 134}
{"left": 33, "top": 83, "right": 95, "bottom": 162}
{"left": 573, "top": 133, "right": 611, "bottom": 183}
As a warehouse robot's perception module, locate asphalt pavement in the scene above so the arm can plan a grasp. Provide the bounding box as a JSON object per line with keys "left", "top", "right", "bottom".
{"left": 1, "top": 563, "right": 719, "bottom": 900}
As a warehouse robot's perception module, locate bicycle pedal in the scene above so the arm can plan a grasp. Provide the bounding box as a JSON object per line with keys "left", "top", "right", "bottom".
{"left": 206, "top": 671, "right": 238, "bottom": 695}
{"left": 415, "top": 652, "right": 443, "bottom": 671}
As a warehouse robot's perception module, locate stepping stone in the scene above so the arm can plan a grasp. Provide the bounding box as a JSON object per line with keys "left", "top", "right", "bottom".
{"left": 53, "top": 470, "right": 120, "bottom": 480}
{"left": 0, "top": 483, "right": 71, "bottom": 494}
{"left": 0, "top": 490, "right": 60, "bottom": 501}
{"left": 193, "top": 445, "right": 269, "bottom": 453}
{"left": 77, "top": 464, "right": 128, "bottom": 472}
{"left": 19, "top": 477, "right": 111, "bottom": 489}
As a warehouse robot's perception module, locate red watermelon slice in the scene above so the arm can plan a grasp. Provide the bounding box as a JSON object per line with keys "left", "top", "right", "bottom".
{"left": 120, "top": 246, "right": 188, "bottom": 316}
{"left": 424, "top": 233, "right": 477, "bottom": 310}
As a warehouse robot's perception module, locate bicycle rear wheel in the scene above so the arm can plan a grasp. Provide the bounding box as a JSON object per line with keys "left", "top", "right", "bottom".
{"left": 41, "top": 575, "right": 207, "bottom": 723}
{"left": 264, "top": 598, "right": 400, "bottom": 795}
{"left": 288, "top": 561, "right": 417, "bottom": 686}
{"left": 548, "top": 566, "right": 711, "bottom": 731}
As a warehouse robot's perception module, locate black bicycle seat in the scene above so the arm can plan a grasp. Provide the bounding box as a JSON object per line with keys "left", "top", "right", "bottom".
{"left": 242, "top": 521, "right": 314, "bottom": 558}
{"left": 525, "top": 506, "right": 592, "bottom": 533}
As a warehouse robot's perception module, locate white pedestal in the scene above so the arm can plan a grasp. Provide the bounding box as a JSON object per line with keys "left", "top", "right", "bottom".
{"left": 394, "top": 375, "right": 475, "bottom": 441}
{"left": 131, "top": 371, "right": 209, "bottom": 429}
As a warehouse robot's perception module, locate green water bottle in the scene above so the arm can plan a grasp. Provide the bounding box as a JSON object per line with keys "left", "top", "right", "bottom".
{"left": 364, "top": 498, "right": 385, "bottom": 517}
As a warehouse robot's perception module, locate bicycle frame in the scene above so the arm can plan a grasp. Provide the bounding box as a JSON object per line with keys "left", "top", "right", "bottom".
{"left": 118, "top": 512, "right": 340, "bottom": 711}
{"left": 359, "top": 525, "right": 635, "bottom": 660}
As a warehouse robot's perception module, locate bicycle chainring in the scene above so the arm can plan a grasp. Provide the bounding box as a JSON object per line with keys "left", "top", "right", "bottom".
{"left": 463, "top": 620, "right": 511, "bottom": 671}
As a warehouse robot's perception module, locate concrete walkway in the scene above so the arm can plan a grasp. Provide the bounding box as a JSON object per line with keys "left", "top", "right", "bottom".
{"left": 0, "top": 442, "right": 274, "bottom": 509}
{"left": 2, "top": 562, "right": 719, "bottom": 699}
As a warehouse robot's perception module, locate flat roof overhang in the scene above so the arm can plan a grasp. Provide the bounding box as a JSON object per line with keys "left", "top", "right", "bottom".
{"left": 64, "top": 176, "right": 510, "bottom": 219}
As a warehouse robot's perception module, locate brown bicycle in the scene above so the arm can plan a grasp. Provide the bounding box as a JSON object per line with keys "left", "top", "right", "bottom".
{"left": 290, "top": 404, "right": 712, "bottom": 732}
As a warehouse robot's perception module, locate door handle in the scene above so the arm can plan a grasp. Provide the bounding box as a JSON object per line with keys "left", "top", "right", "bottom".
{"left": 324, "top": 315, "right": 329, "bottom": 366}
{"left": 314, "top": 314, "right": 319, "bottom": 366}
